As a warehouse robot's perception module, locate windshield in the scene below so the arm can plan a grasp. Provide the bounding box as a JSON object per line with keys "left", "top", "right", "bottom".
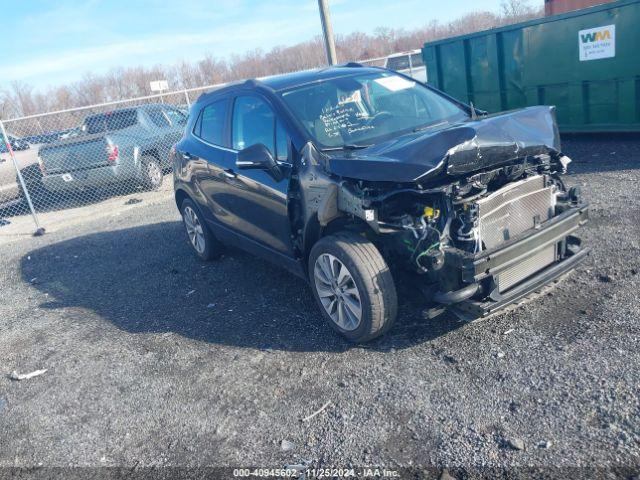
{"left": 280, "top": 71, "right": 467, "bottom": 149}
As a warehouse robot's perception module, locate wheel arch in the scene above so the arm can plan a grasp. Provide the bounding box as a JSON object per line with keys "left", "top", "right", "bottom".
{"left": 301, "top": 214, "right": 374, "bottom": 274}
{"left": 175, "top": 187, "right": 191, "bottom": 210}
{"left": 140, "top": 148, "right": 160, "bottom": 162}
{"left": 307, "top": 226, "right": 398, "bottom": 342}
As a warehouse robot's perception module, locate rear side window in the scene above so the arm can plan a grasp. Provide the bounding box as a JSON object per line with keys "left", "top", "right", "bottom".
{"left": 410, "top": 53, "right": 424, "bottom": 67}
{"left": 386, "top": 55, "right": 410, "bottom": 71}
{"left": 194, "top": 100, "right": 227, "bottom": 145}
{"left": 85, "top": 110, "right": 138, "bottom": 134}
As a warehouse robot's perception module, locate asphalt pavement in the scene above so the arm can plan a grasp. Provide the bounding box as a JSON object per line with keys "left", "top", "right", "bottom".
{"left": 0, "top": 135, "right": 639, "bottom": 477}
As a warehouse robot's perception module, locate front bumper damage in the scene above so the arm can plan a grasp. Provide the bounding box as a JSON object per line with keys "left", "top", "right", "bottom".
{"left": 298, "top": 106, "right": 589, "bottom": 323}
{"left": 433, "top": 204, "right": 589, "bottom": 319}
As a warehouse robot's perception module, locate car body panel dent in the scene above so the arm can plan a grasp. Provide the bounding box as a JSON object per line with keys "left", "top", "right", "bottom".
{"left": 325, "top": 106, "right": 561, "bottom": 183}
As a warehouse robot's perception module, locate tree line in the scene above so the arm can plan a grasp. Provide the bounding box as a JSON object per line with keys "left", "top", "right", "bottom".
{"left": 0, "top": 0, "right": 541, "bottom": 121}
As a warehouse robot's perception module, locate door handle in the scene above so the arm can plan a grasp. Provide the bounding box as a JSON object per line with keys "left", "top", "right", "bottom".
{"left": 222, "top": 169, "right": 237, "bottom": 179}
{"left": 183, "top": 151, "right": 196, "bottom": 160}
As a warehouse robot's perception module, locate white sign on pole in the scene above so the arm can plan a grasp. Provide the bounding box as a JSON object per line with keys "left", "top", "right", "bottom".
{"left": 578, "top": 24, "right": 615, "bottom": 61}
{"left": 150, "top": 80, "right": 169, "bottom": 92}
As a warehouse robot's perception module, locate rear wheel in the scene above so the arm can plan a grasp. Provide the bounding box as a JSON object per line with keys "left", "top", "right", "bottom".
{"left": 180, "top": 198, "right": 221, "bottom": 261}
{"left": 17, "top": 164, "right": 48, "bottom": 208}
{"left": 308, "top": 231, "right": 398, "bottom": 343}
{"left": 141, "top": 155, "right": 163, "bottom": 190}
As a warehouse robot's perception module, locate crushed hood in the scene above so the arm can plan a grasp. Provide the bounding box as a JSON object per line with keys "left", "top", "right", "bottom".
{"left": 325, "top": 106, "right": 561, "bottom": 183}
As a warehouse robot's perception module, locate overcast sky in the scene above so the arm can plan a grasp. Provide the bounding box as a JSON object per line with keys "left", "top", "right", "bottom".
{"left": 3, "top": 0, "right": 528, "bottom": 90}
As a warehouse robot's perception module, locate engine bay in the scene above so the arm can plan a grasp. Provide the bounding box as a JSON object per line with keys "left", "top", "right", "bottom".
{"left": 325, "top": 152, "right": 585, "bottom": 301}
{"left": 290, "top": 122, "right": 587, "bottom": 314}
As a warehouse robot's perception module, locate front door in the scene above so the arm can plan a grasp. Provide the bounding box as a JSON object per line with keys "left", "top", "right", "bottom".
{"left": 216, "top": 94, "right": 294, "bottom": 256}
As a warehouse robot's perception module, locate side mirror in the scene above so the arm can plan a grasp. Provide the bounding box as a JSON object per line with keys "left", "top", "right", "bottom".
{"left": 236, "top": 143, "right": 282, "bottom": 180}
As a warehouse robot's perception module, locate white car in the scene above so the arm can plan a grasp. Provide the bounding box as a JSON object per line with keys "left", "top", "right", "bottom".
{"left": 384, "top": 50, "right": 427, "bottom": 83}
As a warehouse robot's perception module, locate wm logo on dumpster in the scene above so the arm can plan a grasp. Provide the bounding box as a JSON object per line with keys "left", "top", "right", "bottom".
{"left": 578, "top": 24, "right": 615, "bottom": 61}
{"left": 580, "top": 28, "right": 612, "bottom": 43}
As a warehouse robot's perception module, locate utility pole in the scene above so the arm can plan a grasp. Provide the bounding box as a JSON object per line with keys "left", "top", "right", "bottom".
{"left": 317, "top": 0, "right": 337, "bottom": 65}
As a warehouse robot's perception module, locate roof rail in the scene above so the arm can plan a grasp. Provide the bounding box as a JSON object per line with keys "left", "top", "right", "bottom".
{"left": 317, "top": 62, "right": 364, "bottom": 73}
{"left": 245, "top": 77, "right": 278, "bottom": 92}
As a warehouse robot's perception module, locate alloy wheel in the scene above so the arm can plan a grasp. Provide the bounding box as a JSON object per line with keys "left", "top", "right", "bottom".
{"left": 183, "top": 206, "right": 205, "bottom": 254}
{"left": 313, "top": 253, "right": 362, "bottom": 331}
{"left": 147, "top": 161, "right": 162, "bottom": 187}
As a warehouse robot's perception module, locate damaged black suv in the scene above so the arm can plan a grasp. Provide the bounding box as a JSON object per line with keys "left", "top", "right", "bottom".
{"left": 173, "top": 64, "right": 588, "bottom": 343}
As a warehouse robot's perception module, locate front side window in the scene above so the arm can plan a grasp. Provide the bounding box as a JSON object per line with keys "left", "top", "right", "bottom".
{"left": 275, "top": 119, "right": 289, "bottom": 161}
{"left": 280, "top": 72, "right": 466, "bottom": 149}
{"left": 196, "top": 99, "right": 227, "bottom": 146}
{"left": 232, "top": 96, "right": 275, "bottom": 154}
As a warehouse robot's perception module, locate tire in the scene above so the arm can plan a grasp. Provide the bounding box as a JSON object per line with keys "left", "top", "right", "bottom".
{"left": 308, "top": 231, "right": 398, "bottom": 343}
{"left": 141, "top": 155, "right": 163, "bottom": 190}
{"left": 180, "top": 198, "right": 221, "bottom": 261}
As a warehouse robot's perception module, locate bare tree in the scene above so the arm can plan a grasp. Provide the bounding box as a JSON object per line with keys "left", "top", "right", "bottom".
{"left": 501, "top": 0, "right": 538, "bottom": 20}
{"left": 4, "top": 5, "right": 543, "bottom": 122}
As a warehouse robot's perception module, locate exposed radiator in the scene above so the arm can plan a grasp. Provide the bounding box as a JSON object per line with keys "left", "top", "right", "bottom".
{"left": 476, "top": 175, "right": 556, "bottom": 250}
{"left": 497, "top": 244, "right": 557, "bottom": 292}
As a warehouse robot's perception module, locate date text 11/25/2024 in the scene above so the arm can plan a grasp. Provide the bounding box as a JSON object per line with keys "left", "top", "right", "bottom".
{"left": 232, "top": 467, "right": 401, "bottom": 477}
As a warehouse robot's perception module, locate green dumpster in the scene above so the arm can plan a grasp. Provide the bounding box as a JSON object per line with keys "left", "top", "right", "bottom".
{"left": 422, "top": 0, "right": 640, "bottom": 132}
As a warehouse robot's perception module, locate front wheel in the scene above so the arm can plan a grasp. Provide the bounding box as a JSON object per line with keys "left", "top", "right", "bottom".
{"left": 308, "top": 231, "right": 398, "bottom": 343}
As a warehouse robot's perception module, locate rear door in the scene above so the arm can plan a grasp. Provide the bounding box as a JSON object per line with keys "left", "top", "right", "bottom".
{"left": 186, "top": 98, "right": 236, "bottom": 226}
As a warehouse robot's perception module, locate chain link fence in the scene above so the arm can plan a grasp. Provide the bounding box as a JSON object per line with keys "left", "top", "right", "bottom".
{"left": 0, "top": 55, "right": 419, "bottom": 239}
{"left": 0, "top": 83, "right": 230, "bottom": 237}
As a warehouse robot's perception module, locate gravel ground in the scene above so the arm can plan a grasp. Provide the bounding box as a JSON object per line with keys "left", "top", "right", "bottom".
{"left": 0, "top": 135, "right": 639, "bottom": 477}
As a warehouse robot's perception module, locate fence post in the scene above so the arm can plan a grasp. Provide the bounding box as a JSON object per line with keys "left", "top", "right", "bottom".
{"left": 0, "top": 120, "right": 45, "bottom": 236}
{"left": 184, "top": 89, "right": 191, "bottom": 108}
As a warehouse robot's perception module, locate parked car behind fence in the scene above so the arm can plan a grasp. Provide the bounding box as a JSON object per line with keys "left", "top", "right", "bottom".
{"left": 0, "top": 134, "right": 30, "bottom": 153}
{"left": 384, "top": 50, "right": 427, "bottom": 83}
{"left": 24, "top": 131, "right": 70, "bottom": 145}
{"left": 33, "top": 104, "right": 187, "bottom": 197}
